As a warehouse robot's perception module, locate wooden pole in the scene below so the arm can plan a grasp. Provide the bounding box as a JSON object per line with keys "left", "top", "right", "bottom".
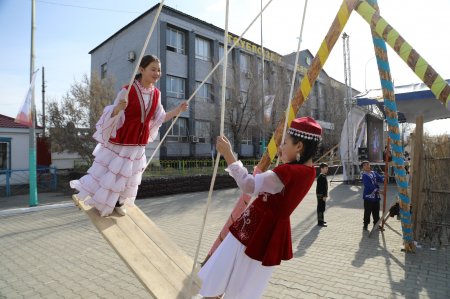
{"left": 411, "top": 115, "right": 424, "bottom": 241}
{"left": 381, "top": 136, "right": 389, "bottom": 229}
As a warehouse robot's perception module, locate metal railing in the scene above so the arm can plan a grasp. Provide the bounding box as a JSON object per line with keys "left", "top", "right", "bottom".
{"left": 143, "top": 159, "right": 260, "bottom": 177}
{"left": 0, "top": 167, "right": 58, "bottom": 197}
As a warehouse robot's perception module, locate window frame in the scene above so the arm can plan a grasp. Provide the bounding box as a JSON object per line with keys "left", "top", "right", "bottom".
{"left": 166, "top": 76, "right": 186, "bottom": 99}
{"left": 195, "top": 82, "right": 212, "bottom": 103}
{"left": 0, "top": 138, "right": 12, "bottom": 170}
{"left": 195, "top": 36, "right": 211, "bottom": 61}
{"left": 218, "top": 44, "right": 233, "bottom": 66}
{"left": 166, "top": 27, "right": 186, "bottom": 55}
{"left": 100, "top": 63, "right": 107, "bottom": 79}
{"left": 166, "top": 117, "right": 188, "bottom": 142}
{"left": 195, "top": 120, "right": 211, "bottom": 143}
{"left": 240, "top": 53, "right": 251, "bottom": 72}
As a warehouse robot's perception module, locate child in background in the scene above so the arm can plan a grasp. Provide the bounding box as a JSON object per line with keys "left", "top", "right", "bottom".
{"left": 316, "top": 162, "right": 329, "bottom": 227}
{"left": 361, "top": 160, "right": 384, "bottom": 230}
{"left": 198, "top": 117, "right": 322, "bottom": 299}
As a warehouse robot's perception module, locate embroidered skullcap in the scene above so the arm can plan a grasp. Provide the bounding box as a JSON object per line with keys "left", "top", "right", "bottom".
{"left": 288, "top": 116, "right": 322, "bottom": 141}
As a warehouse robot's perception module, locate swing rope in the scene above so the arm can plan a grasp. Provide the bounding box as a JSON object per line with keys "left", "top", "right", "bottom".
{"left": 239, "top": 0, "right": 310, "bottom": 218}
{"left": 276, "top": 0, "right": 309, "bottom": 166}
{"left": 188, "top": 0, "right": 277, "bottom": 283}
{"left": 187, "top": 1, "right": 230, "bottom": 294}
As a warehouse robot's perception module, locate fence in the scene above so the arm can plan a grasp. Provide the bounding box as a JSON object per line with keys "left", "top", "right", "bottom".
{"left": 415, "top": 135, "right": 450, "bottom": 247}
{"left": 143, "top": 159, "right": 260, "bottom": 177}
{"left": 0, "top": 167, "right": 58, "bottom": 197}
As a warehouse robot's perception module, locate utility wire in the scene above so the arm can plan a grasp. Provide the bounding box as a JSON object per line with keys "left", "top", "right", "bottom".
{"left": 36, "top": 0, "right": 140, "bottom": 14}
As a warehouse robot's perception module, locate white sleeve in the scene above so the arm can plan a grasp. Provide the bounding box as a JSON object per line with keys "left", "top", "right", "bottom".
{"left": 148, "top": 92, "right": 166, "bottom": 142}
{"left": 92, "top": 89, "right": 127, "bottom": 144}
{"left": 226, "top": 161, "right": 284, "bottom": 196}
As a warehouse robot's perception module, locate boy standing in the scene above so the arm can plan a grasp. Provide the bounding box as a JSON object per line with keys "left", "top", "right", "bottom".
{"left": 316, "top": 163, "right": 329, "bottom": 227}
{"left": 361, "top": 161, "right": 384, "bottom": 230}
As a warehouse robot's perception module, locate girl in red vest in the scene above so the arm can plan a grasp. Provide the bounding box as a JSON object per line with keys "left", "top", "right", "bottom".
{"left": 70, "top": 55, "right": 188, "bottom": 217}
{"left": 198, "top": 117, "right": 322, "bottom": 299}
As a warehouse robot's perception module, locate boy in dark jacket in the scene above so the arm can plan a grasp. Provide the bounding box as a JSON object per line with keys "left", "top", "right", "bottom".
{"left": 316, "top": 163, "right": 329, "bottom": 227}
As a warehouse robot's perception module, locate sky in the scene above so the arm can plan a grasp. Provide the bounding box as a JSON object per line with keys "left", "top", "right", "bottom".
{"left": 1, "top": 0, "right": 449, "bottom": 135}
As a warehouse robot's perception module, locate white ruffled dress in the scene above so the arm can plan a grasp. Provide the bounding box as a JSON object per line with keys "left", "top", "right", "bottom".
{"left": 70, "top": 81, "right": 165, "bottom": 216}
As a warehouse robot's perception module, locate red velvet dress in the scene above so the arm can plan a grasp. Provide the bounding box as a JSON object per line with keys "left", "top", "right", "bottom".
{"left": 229, "top": 163, "right": 316, "bottom": 266}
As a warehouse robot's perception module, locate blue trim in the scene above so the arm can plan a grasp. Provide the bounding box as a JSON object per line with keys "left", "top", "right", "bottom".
{"left": 393, "top": 168, "right": 407, "bottom": 177}
{"left": 384, "top": 100, "right": 397, "bottom": 111}
{"left": 402, "top": 228, "right": 412, "bottom": 234}
{"left": 398, "top": 193, "right": 410, "bottom": 204}
{"left": 388, "top": 131, "right": 401, "bottom": 141}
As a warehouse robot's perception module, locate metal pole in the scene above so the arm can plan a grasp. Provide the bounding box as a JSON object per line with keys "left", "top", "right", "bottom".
{"left": 342, "top": 33, "right": 352, "bottom": 182}
{"left": 260, "top": 0, "right": 265, "bottom": 156}
{"left": 29, "top": 0, "right": 38, "bottom": 206}
{"left": 42, "top": 66, "right": 45, "bottom": 136}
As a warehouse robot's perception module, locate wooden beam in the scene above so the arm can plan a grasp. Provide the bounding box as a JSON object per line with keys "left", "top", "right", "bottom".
{"left": 75, "top": 196, "right": 201, "bottom": 298}
{"left": 411, "top": 115, "right": 424, "bottom": 241}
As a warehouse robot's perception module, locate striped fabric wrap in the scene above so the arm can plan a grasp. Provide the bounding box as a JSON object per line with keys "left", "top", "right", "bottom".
{"left": 364, "top": 0, "right": 414, "bottom": 251}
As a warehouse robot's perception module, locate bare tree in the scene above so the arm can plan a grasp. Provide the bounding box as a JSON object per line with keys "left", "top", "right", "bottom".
{"left": 46, "top": 73, "right": 115, "bottom": 165}
{"left": 214, "top": 56, "right": 289, "bottom": 156}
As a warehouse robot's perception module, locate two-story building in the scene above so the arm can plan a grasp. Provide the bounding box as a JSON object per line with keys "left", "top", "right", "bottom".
{"left": 89, "top": 4, "right": 349, "bottom": 160}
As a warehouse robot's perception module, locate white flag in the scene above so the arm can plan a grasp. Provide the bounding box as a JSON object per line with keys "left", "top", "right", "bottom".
{"left": 15, "top": 70, "right": 39, "bottom": 127}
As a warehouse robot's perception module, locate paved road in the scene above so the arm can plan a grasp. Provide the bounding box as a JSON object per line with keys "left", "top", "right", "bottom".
{"left": 0, "top": 181, "right": 448, "bottom": 298}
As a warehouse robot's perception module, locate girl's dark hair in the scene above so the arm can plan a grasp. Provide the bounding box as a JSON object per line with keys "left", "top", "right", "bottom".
{"left": 135, "top": 55, "right": 160, "bottom": 80}
{"left": 289, "top": 134, "right": 320, "bottom": 165}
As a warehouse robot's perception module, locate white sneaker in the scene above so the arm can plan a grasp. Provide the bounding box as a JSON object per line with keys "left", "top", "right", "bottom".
{"left": 115, "top": 206, "right": 127, "bottom": 216}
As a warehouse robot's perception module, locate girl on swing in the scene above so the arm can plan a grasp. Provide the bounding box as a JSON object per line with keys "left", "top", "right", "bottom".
{"left": 198, "top": 116, "right": 322, "bottom": 299}
{"left": 70, "top": 55, "right": 188, "bottom": 217}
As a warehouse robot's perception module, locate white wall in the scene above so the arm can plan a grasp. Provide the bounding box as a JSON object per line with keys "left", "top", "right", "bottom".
{"left": 0, "top": 127, "right": 42, "bottom": 185}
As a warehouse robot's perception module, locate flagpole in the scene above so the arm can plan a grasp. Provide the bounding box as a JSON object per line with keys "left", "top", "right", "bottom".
{"left": 29, "top": 0, "right": 38, "bottom": 206}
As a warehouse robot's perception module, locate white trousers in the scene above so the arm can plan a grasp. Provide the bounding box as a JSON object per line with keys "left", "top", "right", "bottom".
{"left": 198, "top": 234, "right": 274, "bottom": 299}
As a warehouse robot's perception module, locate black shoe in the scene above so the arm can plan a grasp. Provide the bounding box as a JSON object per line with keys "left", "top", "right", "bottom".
{"left": 318, "top": 223, "right": 327, "bottom": 227}
{"left": 363, "top": 226, "right": 368, "bottom": 231}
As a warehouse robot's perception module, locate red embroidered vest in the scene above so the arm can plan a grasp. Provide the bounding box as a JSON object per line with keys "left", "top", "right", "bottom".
{"left": 229, "top": 163, "right": 316, "bottom": 266}
{"left": 109, "top": 82, "right": 160, "bottom": 146}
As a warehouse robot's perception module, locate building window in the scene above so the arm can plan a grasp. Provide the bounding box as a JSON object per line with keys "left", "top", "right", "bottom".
{"left": 166, "top": 76, "right": 185, "bottom": 99}
{"left": 224, "top": 125, "right": 234, "bottom": 144}
{"left": 0, "top": 141, "right": 10, "bottom": 170}
{"left": 240, "top": 91, "right": 248, "bottom": 107}
{"left": 195, "top": 37, "right": 211, "bottom": 61}
{"left": 167, "top": 117, "right": 188, "bottom": 142}
{"left": 219, "top": 45, "right": 232, "bottom": 66}
{"left": 195, "top": 121, "right": 211, "bottom": 143}
{"left": 100, "top": 63, "right": 107, "bottom": 79}
{"left": 241, "top": 127, "right": 253, "bottom": 145}
{"left": 218, "top": 87, "right": 232, "bottom": 102}
{"left": 167, "top": 27, "right": 185, "bottom": 54}
{"left": 240, "top": 53, "right": 251, "bottom": 72}
{"left": 196, "top": 82, "right": 212, "bottom": 102}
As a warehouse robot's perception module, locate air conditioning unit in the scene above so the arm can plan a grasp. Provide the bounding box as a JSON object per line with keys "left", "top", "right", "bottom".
{"left": 189, "top": 135, "right": 199, "bottom": 143}
{"left": 245, "top": 71, "right": 253, "bottom": 79}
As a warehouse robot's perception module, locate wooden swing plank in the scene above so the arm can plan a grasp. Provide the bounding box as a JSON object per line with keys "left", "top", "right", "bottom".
{"left": 75, "top": 196, "right": 200, "bottom": 298}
